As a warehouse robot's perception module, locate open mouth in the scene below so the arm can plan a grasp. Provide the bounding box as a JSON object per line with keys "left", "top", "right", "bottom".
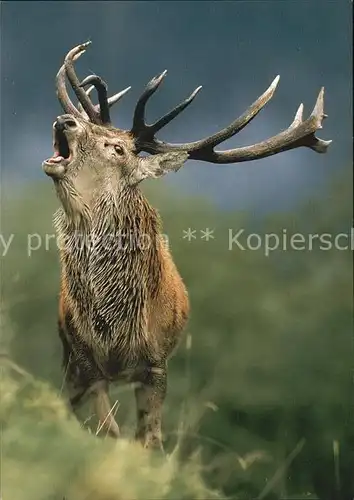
{"left": 48, "top": 129, "right": 72, "bottom": 164}
{"left": 43, "top": 129, "right": 72, "bottom": 176}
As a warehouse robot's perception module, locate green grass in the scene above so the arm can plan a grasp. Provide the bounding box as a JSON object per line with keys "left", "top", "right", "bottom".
{"left": 0, "top": 354, "right": 222, "bottom": 500}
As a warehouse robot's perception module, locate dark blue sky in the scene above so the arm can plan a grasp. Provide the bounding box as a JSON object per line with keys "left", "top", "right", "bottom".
{"left": 1, "top": 1, "right": 352, "bottom": 212}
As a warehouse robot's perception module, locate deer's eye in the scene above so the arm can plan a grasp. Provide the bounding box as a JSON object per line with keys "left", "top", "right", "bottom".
{"left": 114, "top": 144, "right": 124, "bottom": 155}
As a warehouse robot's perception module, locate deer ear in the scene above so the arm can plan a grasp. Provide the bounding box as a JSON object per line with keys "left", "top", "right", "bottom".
{"left": 131, "top": 151, "right": 189, "bottom": 184}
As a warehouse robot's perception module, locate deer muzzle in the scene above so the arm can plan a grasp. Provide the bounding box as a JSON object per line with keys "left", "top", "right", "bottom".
{"left": 42, "top": 115, "right": 77, "bottom": 178}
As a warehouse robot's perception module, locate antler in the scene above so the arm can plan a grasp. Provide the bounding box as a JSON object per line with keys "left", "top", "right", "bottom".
{"left": 131, "top": 74, "right": 331, "bottom": 162}
{"left": 78, "top": 76, "right": 131, "bottom": 123}
{"left": 56, "top": 42, "right": 331, "bottom": 161}
{"left": 56, "top": 42, "right": 131, "bottom": 125}
{"left": 131, "top": 70, "right": 202, "bottom": 140}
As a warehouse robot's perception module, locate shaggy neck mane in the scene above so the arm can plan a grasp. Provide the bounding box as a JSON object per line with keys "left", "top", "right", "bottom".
{"left": 55, "top": 177, "right": 161, "bottom": 237}
{"left": 54, "top": 180, "right": 163, "bottom": 351}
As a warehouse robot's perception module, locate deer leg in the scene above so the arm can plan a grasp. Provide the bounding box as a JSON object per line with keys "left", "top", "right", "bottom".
{"left": 134, "top": 365, "right": 167, "bottom": 451}
{"left": 58, "top": 325, "right": 89, "bottom": 420}
{"left": 59, "top": 320, "right": 120, "bottom": 437}
{"left": 65, "top": 374, "right": 120, "bottom": 438}
{"left": 91, "top": 380, "right": 120, "bottom": 438}
{"left": 62, "top": 351, "right": 120, "bottom": 438}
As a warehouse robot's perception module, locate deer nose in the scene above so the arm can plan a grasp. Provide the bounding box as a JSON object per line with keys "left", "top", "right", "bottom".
{"left": 54, "top": 116, "right": 77, "bottom": 131}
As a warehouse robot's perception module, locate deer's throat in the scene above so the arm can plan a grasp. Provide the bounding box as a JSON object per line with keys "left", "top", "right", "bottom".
{"left": 54, "top": 187, "right": 162, "bottom": 346}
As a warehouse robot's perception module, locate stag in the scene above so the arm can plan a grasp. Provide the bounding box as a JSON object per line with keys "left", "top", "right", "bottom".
{"left": 42, "top": 42, "right": 331, "bottom": 450}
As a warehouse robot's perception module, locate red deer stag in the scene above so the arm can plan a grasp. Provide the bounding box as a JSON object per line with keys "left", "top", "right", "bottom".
{"left": 42, "top": 42, "right": 331, "bottom": 450}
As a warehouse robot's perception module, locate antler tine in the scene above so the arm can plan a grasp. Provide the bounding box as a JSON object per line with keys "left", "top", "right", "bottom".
{"left": 131, "top": 71, "right": 202, "bottom": 145}
{"left": 64, "top": 42, "right": 101, "bottom": 124}
{"left": 131, "top": 70, "right": 167, "bottom": 135}
{"left": 78, "top": 84, "right": 132, "bottom": 120}
{"left": 56, "top": 63, "right": 83, "bottom": 118}
{"left": 136, "top": 80, "right": 331, "bottom": 163}
{"left": 149, "top": 85, "right": 203, "bottom": 136}
{"left": 79, "top": 74, "right": 111, "bottom": 124}
{"left": 77, "top": 85, "right": 94, "bottom": 119}
{"left": 79, "top": 79, "right": 132, "bottom": 118}
{"left": 107, "top": 86, "right": 132, "bottom": 107}
{"left": 191, "top": 75, "right": 280, "bottom": 151}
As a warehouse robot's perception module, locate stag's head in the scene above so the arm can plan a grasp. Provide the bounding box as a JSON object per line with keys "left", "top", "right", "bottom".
{"left": 43, "top": 41, "right": 331, "bottom": 193}
{"left": 43, "top": 112, "right": 155, "bottom": 186}
{"left": 43, "top": 43, "right": 192, "bottom": 192}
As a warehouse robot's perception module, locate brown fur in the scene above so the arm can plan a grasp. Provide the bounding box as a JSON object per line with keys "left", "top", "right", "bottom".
{"left": 45, "top": 117, "right": 190, "bottom": 449}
